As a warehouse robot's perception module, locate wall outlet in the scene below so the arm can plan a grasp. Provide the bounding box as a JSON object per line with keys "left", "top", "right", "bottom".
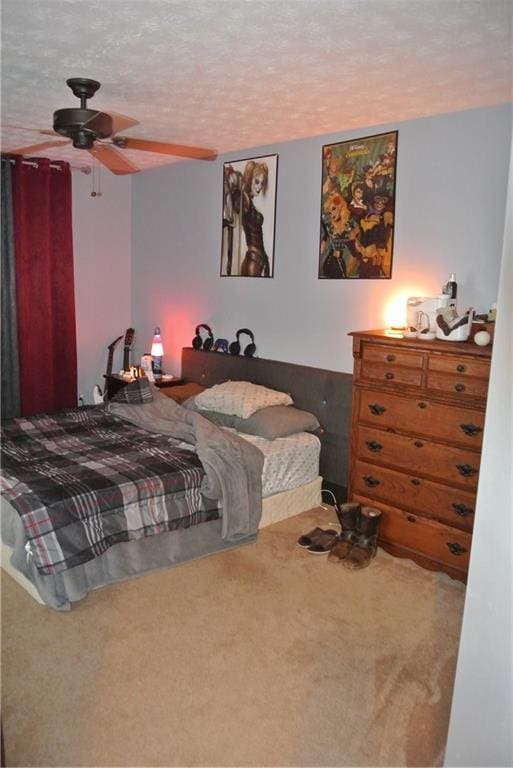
{"left": 78, "top": 393, "right": 85, "bottom": 406}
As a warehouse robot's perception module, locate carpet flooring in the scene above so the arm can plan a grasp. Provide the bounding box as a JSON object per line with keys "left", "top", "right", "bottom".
{"left": 1, "top": 506, "right": 466, "bottom": 767}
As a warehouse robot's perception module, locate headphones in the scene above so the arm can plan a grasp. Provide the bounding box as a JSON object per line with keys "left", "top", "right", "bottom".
{"left": 192, "top": 324, "right": 214, "bottom": 351}
{"left": 229, "top": 328, "right": 256, "bottom": 357}
{"left": 213, "top": 338, "right": 229, "bottom": 353}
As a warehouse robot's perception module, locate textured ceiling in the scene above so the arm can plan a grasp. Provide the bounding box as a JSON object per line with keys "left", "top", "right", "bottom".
{"left": 1, "top": 0, "right": 512, "bottom": 174}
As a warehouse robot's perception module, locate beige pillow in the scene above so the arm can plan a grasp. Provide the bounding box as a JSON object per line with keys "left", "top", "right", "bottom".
{"left": 194, "top": 381, "right": 293, "bottom": 419}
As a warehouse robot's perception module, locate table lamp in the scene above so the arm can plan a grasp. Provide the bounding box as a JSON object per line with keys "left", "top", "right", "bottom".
{"left": 151, "top": 327, "right": 164, "bottom": 377}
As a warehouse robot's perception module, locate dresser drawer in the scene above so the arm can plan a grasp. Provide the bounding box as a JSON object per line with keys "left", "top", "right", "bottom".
{"left": 358, "top": 389, "right": 485, "bottom": 447}
{"left": 361, "top": 361, "right": 423, "bottom": 386}
{"left": 355, "top": 425, "right": 481, "bottom": 489}
{"left": 426, "top": 371, "right": 489, "bottom": 400}
{"left": 353, "top": 459, "right": 476, "bottom": 530}
{"left": 353, "top": 498, "right": 472, "bottom": 571}
{"left": 361, "top": 344, "right": 424, "bottom": 368}
{"left": 428, "top": 355, "right": 490, "bottom": 379}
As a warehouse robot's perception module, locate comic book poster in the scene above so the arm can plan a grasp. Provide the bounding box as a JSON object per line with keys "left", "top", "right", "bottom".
{"left": 220, "top": 154, "right": 278, "bottom": 277}
{"left": 319, "top": 131, "right": 398, "bottom": 279}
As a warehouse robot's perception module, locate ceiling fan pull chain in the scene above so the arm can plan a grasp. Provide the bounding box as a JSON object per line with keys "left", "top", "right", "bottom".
{"left": 91, "top": 163, "right": 102, "bottom": 198}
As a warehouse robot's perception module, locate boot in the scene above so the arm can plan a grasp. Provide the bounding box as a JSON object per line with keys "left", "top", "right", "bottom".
{"left": 328, "top": 503, "right": 361, "bottom": 563}
{"left": 342, "top": 506, "right": 382, "bottom": 570}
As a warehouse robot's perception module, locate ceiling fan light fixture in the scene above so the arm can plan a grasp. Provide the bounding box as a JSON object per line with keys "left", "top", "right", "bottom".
{"left": 71, "top": 130, "right": 96, "bottom": 149}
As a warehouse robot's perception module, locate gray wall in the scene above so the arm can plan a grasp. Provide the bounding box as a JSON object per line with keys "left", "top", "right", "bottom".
{"left": 72, "top": 171, "right": 132, "bottom": 402}
{"left": 69, "top": 102, "right": 513, "bottom": 762}
{"left": 444, "top": 135, "right": 513, "bottom": 768}
{"left": 130, "top": 103, "right": 511, "bottom": 377}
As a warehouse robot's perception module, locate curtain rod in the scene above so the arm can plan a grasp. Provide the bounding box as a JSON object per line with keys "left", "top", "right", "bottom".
{"left": 2, "top": 156, "right": 91, "bottom": 175}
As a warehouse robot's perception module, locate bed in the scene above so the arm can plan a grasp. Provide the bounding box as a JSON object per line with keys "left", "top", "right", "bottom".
{"left": 1, "top": 349, "right": 352, "bottom": 610}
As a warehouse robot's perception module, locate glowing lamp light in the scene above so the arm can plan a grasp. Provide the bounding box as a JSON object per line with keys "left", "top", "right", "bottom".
{"left": 384, "top": 293, "right": 410, "bottom": 335}
{"left": 151, "top": 327, "right": 164, "bottom": 376}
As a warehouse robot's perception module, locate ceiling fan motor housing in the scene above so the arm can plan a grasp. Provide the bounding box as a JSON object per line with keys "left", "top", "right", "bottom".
{"left": 53, "top": 108, "right": 113, "bottom": 148}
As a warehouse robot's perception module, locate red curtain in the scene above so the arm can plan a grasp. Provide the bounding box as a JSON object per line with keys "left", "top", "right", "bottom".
{"left": 13, "top": 158, "right": 77, "bottom": 416}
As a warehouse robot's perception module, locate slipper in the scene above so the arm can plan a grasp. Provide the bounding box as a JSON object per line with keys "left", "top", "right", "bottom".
{"left": 307, "top": 529, "right": 338, "bottom": 554}
{"left": 297, "top": 527, "right": 327, "bottom": 548}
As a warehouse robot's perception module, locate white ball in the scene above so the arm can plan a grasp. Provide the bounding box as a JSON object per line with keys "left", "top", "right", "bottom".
{"left": 474, "top": 330, "right": 491, "bottom": 346}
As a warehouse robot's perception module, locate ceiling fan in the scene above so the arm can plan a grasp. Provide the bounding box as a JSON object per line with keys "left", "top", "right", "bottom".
{"left": 6, "top": 78, "right": 218, "bottom": 174}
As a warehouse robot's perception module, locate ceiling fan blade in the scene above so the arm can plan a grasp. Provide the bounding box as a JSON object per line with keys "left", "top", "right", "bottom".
{"left": 7, "top": 139, "right": 70, "bottom": 154}
{"left": 88, "top": 144, "right": 139, "bottom": 175}
{"left": 114, "top": 136, "right": 217, "bottom": 161}
{"left": 1, "top": 122, "right": 47, "bottom": 132}
{"left": 107, "top": 111, "right": 140, "bottom": 134}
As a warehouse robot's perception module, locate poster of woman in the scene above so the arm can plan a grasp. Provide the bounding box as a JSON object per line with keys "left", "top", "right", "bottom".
{"left": 220, "top": 154, "right": 278, "bottom": 277}
{"left": 319, "top": 131, "right": 398, "bottom": 279}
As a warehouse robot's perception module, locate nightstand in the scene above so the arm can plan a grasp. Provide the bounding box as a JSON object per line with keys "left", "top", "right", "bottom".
{"left": 153, "top": 377, "right": 183, "bottom": 389}
{"left": 103, "top": 374, "right": 183, "bottom": 399}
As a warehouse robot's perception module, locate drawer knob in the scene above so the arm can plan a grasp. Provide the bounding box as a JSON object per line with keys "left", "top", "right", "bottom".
{"left": 456, "top": 463, "right": 477, "bottom": 477}
{"left": 452, "top": 502, "right": 474, "bottom": 517}
{"left": 446, "top": 542, "right": 467, "bottom": 556}
{"left": 386, "top": 354, "right": 395, "bottom": 362}
{"left": 460, "top": 423, "right": 482, "bottom": 437}
{"left": 411, "top": 478, "right": 421, "bottom": 486}
{"left": 363, "top": 475, "right": 380, "bottom": 488}
{"left": 457, "top": 364, "right": 466, "bottom": 373}
{"left": 417, "top": 401, "right": 428, "bottom": 409}
{"left": 369, "top": 403, "right": 386, "bottom": 416}
{"left": 385, "top": 372, "right": 395, "bottom": 380}
{"left": 455, "top": 383, "right": 466, "bottom": 393}
{"left": 407, "top": 515, "right": 417, "bottom": 523}
{"left": 366, "top": 440, "right": 383, "bottom": 453}
{"left": 413, "top": 440, "right": 424, "bottom": 448}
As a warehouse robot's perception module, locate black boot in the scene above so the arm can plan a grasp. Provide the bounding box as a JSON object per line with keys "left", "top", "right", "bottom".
{"left": 328, "top": 503, "right": 361, "bottom": 563}
{"left": 343, "top": 506, "right": 382, "bottom": 570}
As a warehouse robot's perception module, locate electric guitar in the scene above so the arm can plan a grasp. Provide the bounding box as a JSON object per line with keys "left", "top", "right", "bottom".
{"left": 105, "top": 335, "right": 123, "bottom": 377}
{"left": 122, "top": 328, "right": 135, "bottom": 372}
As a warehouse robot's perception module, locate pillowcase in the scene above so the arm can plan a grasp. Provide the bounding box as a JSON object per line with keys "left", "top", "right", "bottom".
{"left": 194, "top": 381, "right": 293, "bottom": 419}
{"left": 231, "top": 405, "right": 320, "bottom": 439}
{"left": 110, "top": 377, "right": 154, "bottom": 404}
{"left": 183, "top": 398, "right": 319, "bottom": 439}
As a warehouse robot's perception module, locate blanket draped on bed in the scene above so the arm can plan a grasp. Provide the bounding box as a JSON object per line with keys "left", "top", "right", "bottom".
{"left": 106, "top": 389, "right": 264, "bottom": 540}
{"left": 1, "top": 390, "right": 264, "bottom": 576}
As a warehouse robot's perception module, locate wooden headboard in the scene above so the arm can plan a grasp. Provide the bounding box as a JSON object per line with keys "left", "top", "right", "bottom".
{"left": 181, "top": 348, "right": 352, "bottom": 499}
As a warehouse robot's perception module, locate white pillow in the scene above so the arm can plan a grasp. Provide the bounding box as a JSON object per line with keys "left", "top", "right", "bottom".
{"left": 194, "top": 381, "right": 293, "bottom": 419}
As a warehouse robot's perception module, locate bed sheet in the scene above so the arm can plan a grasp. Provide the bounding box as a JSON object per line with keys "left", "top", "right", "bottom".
{"left": 237, "top": 430, "right": 321, "bottom": 497}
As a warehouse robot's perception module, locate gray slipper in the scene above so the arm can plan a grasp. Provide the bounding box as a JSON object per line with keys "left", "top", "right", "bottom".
{"left": 297, "top": 527, "right": 326, "bottom": 548}
{"left": 307, "top": 529, "right": 338, "bottom": 554}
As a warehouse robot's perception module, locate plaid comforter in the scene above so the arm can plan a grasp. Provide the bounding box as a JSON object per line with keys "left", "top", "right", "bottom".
{"left": 0, "top": 406, "right": 219, "bottom": 575}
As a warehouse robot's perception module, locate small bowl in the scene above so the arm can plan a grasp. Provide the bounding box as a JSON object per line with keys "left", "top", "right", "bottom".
{"left": 435, "top": 324, "right": 471, "bottom": 342}
{"left": 417, "top": 331, "right": 436, "bottom": 340}
{"left": 403, "top": 330, "right": 417, "bottom": 339}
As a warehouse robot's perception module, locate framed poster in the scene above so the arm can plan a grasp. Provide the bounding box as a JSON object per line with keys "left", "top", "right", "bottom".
{"left": 220, "top": 154, "right": 278, "bottom": 277}
{"left": 319, "top": 131, "right": 398, "bottom": 279}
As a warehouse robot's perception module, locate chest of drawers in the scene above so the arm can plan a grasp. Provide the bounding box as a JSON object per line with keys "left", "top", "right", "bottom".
{"left": 348, "top": 329, "right": 492, "bottom": 581}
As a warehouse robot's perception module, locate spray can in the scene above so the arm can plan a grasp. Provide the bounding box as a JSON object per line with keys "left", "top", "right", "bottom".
{"left": 443, "top": 273, "right": 457, "bottom": 309}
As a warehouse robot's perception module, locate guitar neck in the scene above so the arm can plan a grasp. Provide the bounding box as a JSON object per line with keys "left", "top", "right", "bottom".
{"left": 106, "top": 336, "right": 123, "bottom": 377}
{"left": 106, "top": 349, "right": 115, "bottom": 377}
{"left": 123, "top": 346, "right": 131, "bottom": 372}
{"left": 122, "top": 328, "right": 135, "bottom": 372}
